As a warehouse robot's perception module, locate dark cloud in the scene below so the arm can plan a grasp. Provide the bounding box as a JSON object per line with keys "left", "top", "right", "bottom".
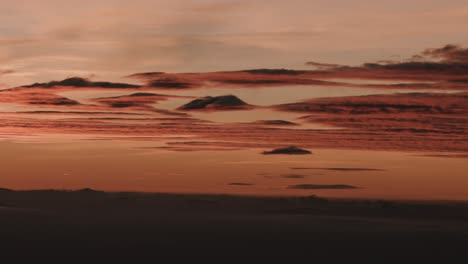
{"left": 0, "top": 88, "right": 80, "bottom": 106}
{"left": 151, "top": 146, "right": 241, "bottom": 152}
{"left": 305, "top": 61, "right": 343, "bottom": 70}
{"left": 271, "top": 92, "right": 468, "bottom": 152}
{"left": 28, "top": 96, "right": 79, "bottom": 106}
{"left": 359, "top": 44, "right": 468, "bottom": 74}
{"left": 281, "top": 174, "right": 306, "bottom": 179}
{"left": 129, "top": 70, "right": 339, "bottom": 90}
{"left": 16, "top": 111, "right": 146, "bottom": 115}
{"left": 214, "top": 79, "right": 291, "bottom": 85}
{"left": 262, "top": 146, "right": 312, "bottom": 155}
{"left": 421, "top": 44, "right": 468, "bottom": 63}
{"left": 149, "top": 78, "right": 194, "bottom": 89}
{"left": 126, "top": 72, "right": 166, "bottom": 78}
{"left": 0, "top": 69, "right": 15, "bottom": 75}
{"left": 22, "top": 77, "right": 141, "bottom": 89}
{"left": 449, "top": 79, "right": 468, "bottom": 83}
{"left": 277, "top": 92, "right": 468, "bottom": 115}
{"left": 418, "top": 154, "right": 468, "bottom": 159}
{"left": 288, "top": 184, "right": 357, "bottom": 190}
{"left": 290, "top": 167, "right": 384, "bottom": 172}
{"left": 228, "top": 182, "right": 255, "bottom": 186}
{"left": 252, "top": 120, "right": 299, "bottom": 126}
{"left": 177, "top": 95, "right": 251, "bottom": 111}
{"left": 362, "top": 61, "right": 468, "bottom": 74}
{"left": 93, "top": 93, "right": 173, "bottom": 110}
{"left": 297, "top": 44, "right": 468, "bottom": 82}
{"left": 241, "top": 69, "right": 308, "bottom": 75}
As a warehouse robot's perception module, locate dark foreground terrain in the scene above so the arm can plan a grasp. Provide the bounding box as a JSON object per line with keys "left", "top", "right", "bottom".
{"left": 1, "top": 188, "right": 467, "bottom": 260}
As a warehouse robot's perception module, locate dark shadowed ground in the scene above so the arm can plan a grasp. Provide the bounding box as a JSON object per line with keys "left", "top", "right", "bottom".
{"left": 0, "top": 189, "right": 467, "bottom": 260}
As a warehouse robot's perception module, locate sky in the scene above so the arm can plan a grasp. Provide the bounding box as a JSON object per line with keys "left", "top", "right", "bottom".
{"left": 1, "top": 0, "right": 468, "bottom": 87}
{"left": 0, "top": 0, "right": 468, "bottom": 199}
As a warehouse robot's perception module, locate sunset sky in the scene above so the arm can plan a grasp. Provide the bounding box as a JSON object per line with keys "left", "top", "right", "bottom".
{"left": 2, "top": 2, "right": 468, "bottom": 257}
{"left": 1, "top": 0, "right": 468, "bottom": 87}
{"left": 0, "top": 0, "right": 467, "bottom": 200}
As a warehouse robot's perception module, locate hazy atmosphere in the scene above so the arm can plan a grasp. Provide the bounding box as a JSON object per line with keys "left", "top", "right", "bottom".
{"left": 2, "top": 0, "right": 468, "bottom": 86}
{"left": 1, "top": 0, "right": 467, "bottom": 259}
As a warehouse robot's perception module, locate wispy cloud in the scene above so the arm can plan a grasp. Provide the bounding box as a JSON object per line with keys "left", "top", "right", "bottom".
{"left": 1, "top": 0, "right": 467, "bottom": 87}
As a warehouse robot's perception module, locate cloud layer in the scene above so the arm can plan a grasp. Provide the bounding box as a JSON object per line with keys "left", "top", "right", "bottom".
{"left": 1, "top": 45, "right": 467, "bottom": 154}
{"left": 1, "top": 1, "right": 468, "bottom": 87}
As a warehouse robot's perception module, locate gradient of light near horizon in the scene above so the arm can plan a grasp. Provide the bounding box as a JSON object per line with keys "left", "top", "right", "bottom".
{"left": 1, "top": 0, "right": 468, "bottom": 200}
{"left": 1, "top": 0, "right": 468, "bottom": 87}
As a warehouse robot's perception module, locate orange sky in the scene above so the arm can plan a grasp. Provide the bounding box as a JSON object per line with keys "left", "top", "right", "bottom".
{"left": 1, "top": 0, "right": 468, "bottom": 87}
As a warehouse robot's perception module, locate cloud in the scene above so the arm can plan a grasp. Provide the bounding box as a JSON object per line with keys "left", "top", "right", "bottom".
{"left": 126, "top": 43, "right": 468, "bottom": 90}
{"left": 357, "top": 44, "right": 468, "bottom": 74}
{"left": 1, "top": 87, "right": 467, "bottom": 153}
{"left": 22, "top": 77, "right": 141, "bottom": 88}
{"left": 262, "top": 146, "right": 312, "bottom": 155}
{"left": 128, "top": 70, "right": 341, "bottom": 90}
{"left": 251, "top": 120, "right": 299, "bottom": 126}
{"left": 272, "top": 92, "right": 468, "bottom": 152}
{"left": 289, "top": 167, "right": 384, "bottom": 171}
{"left": 149, "top": 78, "right": 195, "bottom": 89}
{"left": 305, "top": 61, "right": 343, "bottom": 70}
{"left": 0, "top": 88, "right": 80, "bottom": 106}
{"left": 276, "top": 92, "right": 468, "bottom": 115}
{"left": 300, "top": 45, "right": 468, "bottom": 82}
{"left": 2, "top": 43, "right": 468, "bottom": 155}
{"left": 288, "top": 184, "right": 357, "bottom": 190}
{"left": 421, "top": 44, "right": 468, "bottom": 63}
{"left": 92, "top": 92, "right": 182, "bottom": 111}
{"left": 0, "top": 69, "right": 15, "bottom": 75}
{"left": 362, "top": 61, "right": 468, "bottom": 74}
{"left": 2, "top": 0, "right": 468, "bottom": 88}
{"left": 281, "top": 174, "right": 306, "bottom": 179}
{"left": 419, "top": 154, "right": 468, "bottom": 159}
{"left": 177, "top": 95, "right": 252, "bottom": 111}
{"left": 228, "top": 182, "right": 255, "bottom": 186}
{"left": 241, "top": 69, "right": 308, "bottom": 75}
